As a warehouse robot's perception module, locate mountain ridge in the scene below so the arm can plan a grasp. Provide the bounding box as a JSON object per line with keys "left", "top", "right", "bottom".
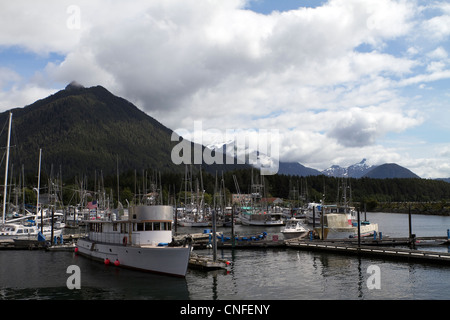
{"left": 277, "top": 159, "right": 420, "bottom": 179}
{"left": 362, "top": 163, "right": 420, "bottom": 179}
{"left": 2, "top": 83, "right": 248, "bottom": 180}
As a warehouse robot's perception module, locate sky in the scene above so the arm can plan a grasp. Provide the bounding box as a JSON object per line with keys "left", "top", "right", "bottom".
{"left": 1, "top": 0, "right": 450, "bottom": 178}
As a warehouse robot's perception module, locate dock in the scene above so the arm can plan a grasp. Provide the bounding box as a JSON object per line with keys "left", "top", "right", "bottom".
{"left": 188, "top": 252, "right": 231, "bottom": 271}
{"left": 0, "top": 233, "right": 84, "bottom": 250}
{"left": 285, "top": 237, "right": 450, "bottom": 265}
{"left": 191, "top": 233, "right": 287, "bottom": 249}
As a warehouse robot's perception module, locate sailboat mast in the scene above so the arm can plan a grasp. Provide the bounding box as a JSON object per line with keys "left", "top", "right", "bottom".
{"left": 37, "top": 148, "right": 42, "bottom": 233}
{"left": 2, "top": 112, "right": 12, "bottom": 225}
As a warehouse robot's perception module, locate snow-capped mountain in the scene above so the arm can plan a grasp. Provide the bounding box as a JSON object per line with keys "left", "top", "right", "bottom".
{"left": 205, "top": 139, "right": 279, "bottom": 175}
{"left": 322, "top": 159, "right": 377, "bottom": 178}
{"left": 322, "top": 165, "right": 347, "bottom": 177}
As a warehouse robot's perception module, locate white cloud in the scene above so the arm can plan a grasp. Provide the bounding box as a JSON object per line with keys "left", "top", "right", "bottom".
{"left": 1, "top": 0, "right": 450, "bottom": 177}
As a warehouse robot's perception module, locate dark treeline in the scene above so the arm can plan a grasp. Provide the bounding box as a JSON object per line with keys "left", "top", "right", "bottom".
{"left": 10, "top": 166, "right": 450, "bottom": 214}
{"left": 72, "top": 168, "right": 450, "bottom": 208}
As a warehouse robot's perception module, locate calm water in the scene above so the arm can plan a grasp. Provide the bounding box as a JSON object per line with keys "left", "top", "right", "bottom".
{"left": 1, "top": 212, "right": 450, "bottom": 301}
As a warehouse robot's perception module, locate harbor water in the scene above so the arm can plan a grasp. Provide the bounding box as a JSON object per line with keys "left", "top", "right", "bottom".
{"left": 1, "top": 212, "right": 450, "bottom": 300}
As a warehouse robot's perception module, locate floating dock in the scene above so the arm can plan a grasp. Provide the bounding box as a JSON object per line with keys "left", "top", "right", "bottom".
{"left": 285, "top": 237, "right": 450, "bottom": 265}
{"left": 188, "top": 252, "right": 231, "bottom": 271}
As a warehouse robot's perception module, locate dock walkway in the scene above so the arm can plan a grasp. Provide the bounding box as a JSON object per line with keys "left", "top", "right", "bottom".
{"left": 285, "top": 238, "right": 450, "bottom": 265}
{"left": 188, "top": 252, "right": 231, "bottom": 271}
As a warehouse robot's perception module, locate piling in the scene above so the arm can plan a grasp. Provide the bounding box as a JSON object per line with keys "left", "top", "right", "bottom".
{"left": 212, "top": 209, "right": 217, "bottom": 262}
{"left": 408, "top": 204, "right": 412, "bottom": 239}
{"left": 312, "top": 206, "right": 316, "bottom": 230}
{"left": 357, "top": 208, "right": 361, "bottom": 247}
{"left": 231, "top": 205, "right": 235, "bottom": 248}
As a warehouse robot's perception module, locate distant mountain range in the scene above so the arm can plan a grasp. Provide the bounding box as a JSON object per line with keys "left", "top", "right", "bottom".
{"left": 278, "top": 158, "right": 420, "bottom": 179}
{"left": 321, "top": 158, "right": 376, "bottom": 178}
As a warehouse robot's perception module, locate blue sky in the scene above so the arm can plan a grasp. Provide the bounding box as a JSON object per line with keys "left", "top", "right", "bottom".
{"left": 246, "top": 0, "right": 326, "bottom": 13}
{"left": 1, "top": 0, "right": 450, "bottom": 178}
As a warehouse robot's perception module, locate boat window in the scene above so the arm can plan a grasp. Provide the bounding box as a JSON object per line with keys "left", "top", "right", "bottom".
{"left": 144, "top": 222, "right": 153, "bottom": 231}
{"left": 137, "top": 223, "right": 144, "bottom": 231}
{"left": 93, "top": 223, "right": 103, "bottom": 233}
{"left": 113, "top": 223, "right": 118, "bottom": 232}
{"left": 153, "top": 222, "right": 160, "bottom": 231}
{"left": 17, "top": 229, "right": 23, "bottom": 234}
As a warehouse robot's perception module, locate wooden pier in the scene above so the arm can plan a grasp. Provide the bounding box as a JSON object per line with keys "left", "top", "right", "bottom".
{"left": 188, "top": 252, "right": 231, "bottom": 271}
{"left": 285, "top": 237, "right": 450, "bottom": 265}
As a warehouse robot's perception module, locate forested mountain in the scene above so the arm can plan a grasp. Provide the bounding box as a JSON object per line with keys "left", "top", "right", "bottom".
{"left": 363, "top": 163, "right": 420, "bottom": 179}
{"left": 0, "top": 82, "right": 247, "bottom": 182}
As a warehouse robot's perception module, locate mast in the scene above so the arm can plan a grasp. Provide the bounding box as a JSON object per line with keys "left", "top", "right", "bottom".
{"left": 37, "top": 148, "right": 42, "bottom": 234}
{"left": 2, "top": 112, "right": 12, "bottom": 225}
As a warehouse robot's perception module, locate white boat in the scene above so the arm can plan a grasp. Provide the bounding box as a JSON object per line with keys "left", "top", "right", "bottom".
{"left": 0, "top": 219, "right": 63, "bottom": 241}
{"left": 305, "top": 202, "right": 322, "bottom": 225}
{"left": 240, "top": 209, "right": 285, "bottom": 226}
{"left": 354, "top": 220, "right": 379, "bottom": 238}
{"left": 76, "top": 205, "right": 191, "bottom": 277}
{"left": 314, "top": 213, "right": 378, "bottom": 240}
{"left": 177, "top": 215, "right": 211, "bottom": 227}
{"left": 281, "top": 218, "right": 309, "bottom": 239}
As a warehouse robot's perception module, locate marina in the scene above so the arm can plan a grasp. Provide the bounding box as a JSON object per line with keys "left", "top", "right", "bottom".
{"left": 0, "top": 211, "right": 450, "bottom": 300}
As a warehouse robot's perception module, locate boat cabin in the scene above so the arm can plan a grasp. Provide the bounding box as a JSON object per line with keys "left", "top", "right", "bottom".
{"left": 86, "top": 205, "right": 174, "bottom": 246}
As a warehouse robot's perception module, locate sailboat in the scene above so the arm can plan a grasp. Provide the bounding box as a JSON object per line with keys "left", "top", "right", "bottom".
{"left": 0, "top": 138, "right": 62, "bottom": 241}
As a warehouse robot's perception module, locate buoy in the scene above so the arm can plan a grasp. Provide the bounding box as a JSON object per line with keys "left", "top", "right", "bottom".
{"left": 104, "top": 258, "right": 110, "bottom": 265}
{"left": 226, "top": 261, "right": 230, "bottom": 265}
{"left": 114, "top": 259, "right": 120, "bottom": 266}
{"left": 74, "top": 247, "right": 78, "bottom": 253}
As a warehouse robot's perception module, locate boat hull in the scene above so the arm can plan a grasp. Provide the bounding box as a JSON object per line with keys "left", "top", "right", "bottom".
{"left": 316, "top": 223, "right": 379, "bottom": 240}
{"left": 77, "top": 238, "right": 191, "bottom": 277}
{"left": 281, "top": 231, "right": 309, "bottom": 240}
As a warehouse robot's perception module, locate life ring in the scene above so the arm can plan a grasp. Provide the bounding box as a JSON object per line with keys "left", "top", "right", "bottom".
{"left": 122, "top": 236, "right": 127, "bottom": 246}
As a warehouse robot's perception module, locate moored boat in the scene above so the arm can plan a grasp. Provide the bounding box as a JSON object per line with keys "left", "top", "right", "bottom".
{"left": 0, "top": 219, "right": 63, "bottom": 241}
{"left": 76, "top": 204, "right": 191, "bottom": 277}
{"left": 314, "top": 213, "right": 378, "bottom": 240}
{"left": 240, "top": 209, "right": 284, "bottom": 226}
{"left": 281, "top": 218, "right": 309, "bottom": 239}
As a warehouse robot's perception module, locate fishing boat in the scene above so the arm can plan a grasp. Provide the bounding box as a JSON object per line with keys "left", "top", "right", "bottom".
{"left": 281, "top": 218, "right": 309, "bottom": 239}
{"left": 239, "top": 169, "right": 284, "bottom": 227}
{"left": 305, "top": 202, "right": 322, "bottom": 225}
{"left": 177, "top": 209, "right": 212, "bottom": 227}
{"left": 314, "top": 213, "right": 378, "bottom": 240}
{"left": 76, "top": 204, "right": 191, "bottom": 277}
{"left": 240, "top": 209, "right": 284, "bottom": 226}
